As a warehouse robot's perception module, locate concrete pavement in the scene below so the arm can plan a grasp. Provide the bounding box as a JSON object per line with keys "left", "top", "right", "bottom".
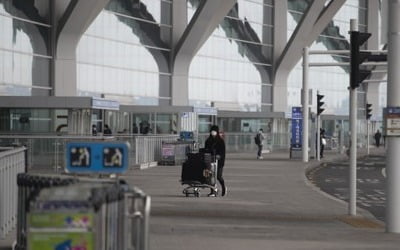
{"left": 124, "top": 148, "right": 400, "bottom": 250}
{"left": 2, "top": 147, "right": 399, "bottom": 250}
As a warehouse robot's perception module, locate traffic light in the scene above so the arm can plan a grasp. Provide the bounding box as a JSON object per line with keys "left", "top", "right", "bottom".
{"left": 317, "top": 94, "right": 325, "bottom": 115}
{"left": 366, "top": 103, "right": 372, "bottom": 120}
{"left": 350, "top": 31, "right": 371, "bottom": 89}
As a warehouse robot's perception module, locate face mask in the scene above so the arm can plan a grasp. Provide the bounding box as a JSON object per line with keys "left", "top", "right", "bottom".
{"left": 211, "top": 131, "right": 217, "bottom": 136}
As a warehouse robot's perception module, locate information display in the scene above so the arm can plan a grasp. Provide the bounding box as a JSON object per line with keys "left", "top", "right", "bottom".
{"left": 66, "top": 142, "right": 129, "bottom": 174}
{"left": 385, "top": 107, "right": 400, "bottom": 136}
{"left": 291, "top": 107, "right": 303, "bottom": 149}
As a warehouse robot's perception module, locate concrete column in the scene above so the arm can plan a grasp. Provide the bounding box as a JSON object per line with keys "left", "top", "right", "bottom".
{"left": 367, "top": 0, "right": 380, "bottom": 50}
{"left": 365, "top": 0, "right": 381, "bottom": 123}
{"left": 273, "top": 0, "right": 345, "bottom": 113}
{"left": 171, "top": 0, "right": 236, "bottom": 106}
{"left": 272, "top": 0, "right": 287, "bottom": 67}
{"left": 386, "top": 0, "right": 400, "bottom": 233}
{"left": 172, "top": 0, "right": 187, "bottom": 48}
{"left": 54, "top": 0, "right": 109, "bottom": 96}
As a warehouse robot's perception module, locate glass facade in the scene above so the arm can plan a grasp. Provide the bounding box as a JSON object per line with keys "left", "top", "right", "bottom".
{"left": 0, "top": 0, "right": 51, "bottom": 96}
{"left": 0, "top": 0, "right": 383, "bottom": 148}
{"left": 287, "top": 0, "right": 368, "bottom": 116}
{"left": 188, "top": 0, "right": 273, "bottom": 112}
{"left": 77, "top": 0, "right": 172, "bottom": 105}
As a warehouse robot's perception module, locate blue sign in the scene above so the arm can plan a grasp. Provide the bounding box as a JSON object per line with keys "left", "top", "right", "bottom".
{"left": 66, "top": 142, "right": 129, "bottom": 174}
{"left": 387, "top": 107, "right": 400, "bottom": 115}
{"left": 291, "top": 107, "right": 303, "bottom": 149}
{"left": 193, "top": 107, "right": 218, "bottom": 115}
{"left": 92, "top": 97, "right": 120, "bottom": 110}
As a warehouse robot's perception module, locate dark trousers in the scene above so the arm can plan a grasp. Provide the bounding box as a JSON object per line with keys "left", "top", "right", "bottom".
{"left": 320, "top": 144, "right": 325, "bottom": 157}
{"left": 257, "top": 144, "right": 263, "bottom": 157}
{"left": 211, "top": 165, "right": 225, "bottom": 193}
{"left": 375, "top": 139, "right": 380, "bottom": 147}
{"left": 217, "top": 165, "right": 225, "bottom": 189}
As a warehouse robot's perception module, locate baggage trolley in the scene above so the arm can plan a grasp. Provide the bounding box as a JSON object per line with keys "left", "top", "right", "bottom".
{"left": 15, "top": 174, "right": 150, "bottom": 250}
{"left": 180, "top": 152, "right": 218, "bottom": 197}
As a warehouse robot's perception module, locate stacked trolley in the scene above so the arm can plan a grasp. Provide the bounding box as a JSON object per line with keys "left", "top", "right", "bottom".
{"left": 14, "top": 141, "right": 150, "bottom": 250}
{"left": 180, "top": 150, "right": 218, "bottom": 197}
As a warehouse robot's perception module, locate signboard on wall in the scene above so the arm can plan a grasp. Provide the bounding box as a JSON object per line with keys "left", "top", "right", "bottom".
{"left": 193, "top": 107, "right": 218, "bottom": 116}
{"left": 385, "top": 107, "right": 400, "bottom": 136}
{"left": 92, "top": 97, "right": 120, "bottom": 110}
{"left": 291, "top": 107, "right": 303, "bottom": 149}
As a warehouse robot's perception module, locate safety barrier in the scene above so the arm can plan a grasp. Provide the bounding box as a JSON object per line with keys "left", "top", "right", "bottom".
{"left": 133, "top": 135, "right": 179, "bottom": 168}
{"left": 0, "top": 147, "right": 26, "bottom": 239}
{"left": 0, "top": 135, "right": 180, "bottom": 171}
{"left": 198, "top": 132, "right": 289, "bottom": 152}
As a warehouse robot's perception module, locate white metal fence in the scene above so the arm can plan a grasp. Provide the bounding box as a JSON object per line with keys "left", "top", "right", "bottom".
{"left": 0, "top": 135, "right": 180, "bottom": 172}
{"left": 131, "top": 135, "right": 179, "bottom": 167}
{"left": 0, "top": 133, "right": 290, "bottom": 174}
{"left": 198, "top": 132, "right": 290, "bottom": 152}
{"left": 0, "top": 147, "right": 26, "bottom": 239}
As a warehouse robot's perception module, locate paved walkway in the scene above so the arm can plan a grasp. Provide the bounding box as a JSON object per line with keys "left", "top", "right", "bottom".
{"left": 124, "top": 147, "right": 400, "bottom": 250}
{"left": 2, "top": 147, "right": 400, "bottom": 250}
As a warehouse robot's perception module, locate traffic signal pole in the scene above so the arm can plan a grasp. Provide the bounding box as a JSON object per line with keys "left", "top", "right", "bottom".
{"left": 302, "top": 47, "right": 309, "bottom": 163}
{"left": 316, "top": 91, "right": 321, "bottom": 162}
{"left": 386, "top": 0, "right": 400, "bottom": 233}
{"left": 366, "top": 119, "right": 369, "bottom": 155}
{"left": 349, "top": 19, "right": 358, "bottom": 216}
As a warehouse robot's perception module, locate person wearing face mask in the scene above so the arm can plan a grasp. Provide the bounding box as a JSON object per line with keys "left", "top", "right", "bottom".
{"left": 205, "top": 125, "right": 227, "bottom": 197}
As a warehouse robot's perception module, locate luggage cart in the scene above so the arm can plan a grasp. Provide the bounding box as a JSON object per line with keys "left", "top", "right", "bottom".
{"left": 15, "top": 141, "right": 150, "bottom": 250}
{"left": 15, "top": 174, "right": 150, "bottom": 250}
{"left": 180, "top": 152, "right": 218, "bottom": 197}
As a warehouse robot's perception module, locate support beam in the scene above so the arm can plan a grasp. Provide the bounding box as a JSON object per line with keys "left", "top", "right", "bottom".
{"left": 171, "top": 0, "right": 237, "bottom": 106}
{"left": 273, "top": 0, "right": 346, "bottom": 112}
{"left": 365, "top": 0, "right": 385, "bottom": 122}
{"left": 54, "top": 0, "right": 109, "bottom": 96}
{"left": 172, "top": 0, "right": 187, "bottom": 48}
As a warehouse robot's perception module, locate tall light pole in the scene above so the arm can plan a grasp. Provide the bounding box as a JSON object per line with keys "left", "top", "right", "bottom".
{"left": 302, "top": 47, "right": 309, "bottom": 163}
{"left": 386, "top": 0, "right": 400, "bottom": 233}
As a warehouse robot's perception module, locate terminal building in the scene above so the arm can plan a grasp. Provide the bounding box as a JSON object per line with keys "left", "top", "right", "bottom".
{"left": 0, "top": 0, "right": 387, "bottom": 152}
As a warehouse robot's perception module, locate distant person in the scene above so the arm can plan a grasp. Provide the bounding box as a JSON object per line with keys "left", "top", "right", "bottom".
{"left": 132, "top": 123, "right": 138, "bottom": 134}
{"left": 374, "top": 130, "right": 382, "bottom": 147}
{"left": 255, "top": 129, "right": 265, "bottom": 159}
{"left": 92, "top": 124, "right": 97, "bottom": 136}
{"left": 103, "top": 124, "right": 112, "bottom": 135}
{"left": 320, "top": 128, "right": 326, "bottom": 158}
{"left": 205, "top": 125, "right": 227, "bottom": 197}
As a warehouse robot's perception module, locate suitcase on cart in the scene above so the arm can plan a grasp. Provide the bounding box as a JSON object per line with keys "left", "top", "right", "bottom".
{"left": 180, "top": 152, "right": 218, "bottom": 197}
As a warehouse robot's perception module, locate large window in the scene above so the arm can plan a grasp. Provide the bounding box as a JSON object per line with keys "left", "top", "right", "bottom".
{"left": 287, "top": 0, "right": 367, "bottom": 115}
{"left": 0, "top": 1, "right": 51, "bottom": 96}
{"left": 188, "top": 0, "right": 273, "bottom": 112}
{"left": 77, "top": 0, "right": 172, "bottom": 105}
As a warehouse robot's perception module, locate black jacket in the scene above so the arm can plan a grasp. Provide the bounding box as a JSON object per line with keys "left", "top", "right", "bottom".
{"left": 205, "top": 135, "right": 226, "bottom": 167}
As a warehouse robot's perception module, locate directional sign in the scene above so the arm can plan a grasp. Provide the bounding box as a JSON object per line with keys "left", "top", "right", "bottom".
{"left": 291, "top": 107, "right": 303, "bottom": 149}
{"left": 66, "top": 142, "right": 130, "bottom": 174}
{"left": 385, "top": 107, "right": 400, "bottom": 136}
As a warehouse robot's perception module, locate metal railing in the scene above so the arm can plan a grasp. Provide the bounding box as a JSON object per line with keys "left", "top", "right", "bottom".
{"left": 198, "top": 132, "right": 290, "bottom": 152}
{"left": 125, "top": 187, "right": 151, "bottom": 250}
{"left": 0, "top": 147, "right": 26, "bottom": 239}
{"left": 0, "top": 133, "right": 290, "bottom": 173}
{"left": 0, "top": 135, "right": 180, "bottom": 172}
{"left": 114, "top": 135, "right": 179, "bottom": 168}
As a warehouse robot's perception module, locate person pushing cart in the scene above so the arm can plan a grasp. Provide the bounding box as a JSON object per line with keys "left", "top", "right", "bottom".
{"left": 204, "top": 125, "right": 227, "bottom": 197}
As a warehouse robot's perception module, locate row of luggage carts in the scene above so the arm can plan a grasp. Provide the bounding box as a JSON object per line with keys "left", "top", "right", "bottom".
{"left": 15, "top": 173, "right": 150, "bottom": 250}
{"left": 180, "top": 150, "right": 218, "bottom": 197}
